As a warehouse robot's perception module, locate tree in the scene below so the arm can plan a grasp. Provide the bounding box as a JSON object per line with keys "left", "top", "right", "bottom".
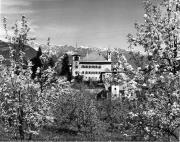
{"left": 31, "top": 47, "right": 42, "bottom": 79}
{"left": 100, "top": 50, "right": 136, "bottom": 131}
{"left": 128, "top": 51, "right": 147, "bottom": 69}
{"left": 0, "top": 16, "right": 70, "bottom": 140}
{"left": 60, "top": 53, "right": 71, "bottom": 81}
{"left": 53, "top": 86, "right": 104, "bottom": 140}
{"left": 126, "top": 0, "right": 180, "bottom": 141}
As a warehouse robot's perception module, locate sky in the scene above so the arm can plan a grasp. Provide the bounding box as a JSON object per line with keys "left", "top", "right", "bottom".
{"left": 0, "top": 0, "right": 145, "bottom": 50}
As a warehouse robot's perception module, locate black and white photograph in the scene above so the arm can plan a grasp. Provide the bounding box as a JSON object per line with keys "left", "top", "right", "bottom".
{"left": 0, "top": 0, "right": 180, "bottom": 141}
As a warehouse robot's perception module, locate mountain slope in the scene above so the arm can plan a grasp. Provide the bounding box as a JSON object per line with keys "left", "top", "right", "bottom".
{"left": 0, "top": 39, "right": 37, "bottom": 60}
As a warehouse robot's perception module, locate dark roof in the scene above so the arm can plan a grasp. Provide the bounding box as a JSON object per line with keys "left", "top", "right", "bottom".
{"left": 96, "top": 89, "right": 108, "bottom": 100}
{"left": 72, "top": 54, "right": 80, "bottom": 56}
{"left": 101, "top": 71, "right": 126, "bottom": 73}
{"left": 103, "top": 68, "right": 111, "bottom": 72}
{"left": 79, "top": 61, "right": 111, "bottom": 64}
{"left": 80, "top": 51, "right": 109, "bottom": 62}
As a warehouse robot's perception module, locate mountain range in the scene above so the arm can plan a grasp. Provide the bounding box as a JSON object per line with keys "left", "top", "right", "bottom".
{"left": 0, "top": 39, "right": 147, "bottom": 69}
{"left": 36, "top": 44, "right": 147, "bottom": 69}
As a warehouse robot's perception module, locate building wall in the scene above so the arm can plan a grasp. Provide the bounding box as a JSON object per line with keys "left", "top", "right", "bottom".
{"left": 78, "top": 63, "right": 112, "bottom": 81}
{"left": 71, "top": 52, "right": 112, "bottom": 81}
{"left": 111, "top": 85, "right": 120, "bottom": 100}
{"left": 72, "top": 55, "right": 80, "bottom": 76}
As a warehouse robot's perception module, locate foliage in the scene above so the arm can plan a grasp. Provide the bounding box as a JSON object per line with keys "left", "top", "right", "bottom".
{"left": 74, "top": 74, "right": 83, "bottom": 83}
{"left": 60, "top": 53, "right": 71, "bottom": 81}
{"left": 125, "top": 0, "right": 180, "bottom": 141}
{"left": 31, "top": 47, "right": 43, "bottom": 79}
{"left": 128, "top": 51, "right": 147, "bottom": 69}
{"left": 53, "top": 88, "right": 105, "bottom": 138}
{"left": 0, "top": 16, "right": 71, "bottom": 140}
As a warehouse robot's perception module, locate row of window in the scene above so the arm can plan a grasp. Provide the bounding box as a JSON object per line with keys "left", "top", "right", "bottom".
{"left": 84, "top": 77, "right": 99, "bottom": 80}
{"left": 82, "top": 71, "right": 101, "bottom": 74}
{"left": 81, "top": 65, "right": 102, "bottom": 69}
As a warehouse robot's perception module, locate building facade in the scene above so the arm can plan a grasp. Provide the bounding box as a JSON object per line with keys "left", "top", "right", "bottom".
{"left": 72, "top": 51, "right": 112, "bottom": 81}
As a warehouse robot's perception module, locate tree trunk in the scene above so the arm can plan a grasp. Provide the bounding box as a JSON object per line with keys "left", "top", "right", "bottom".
{"left": 107, "top": 92, "right": 112, "bottom": 122}
{"left": 18, "top": 110, "right": 24, "bottom": 140}
{"left": 18, "top": 91, "right": 24, "bottom": 140}
{"left": 28, "top": 133, "right": 32, "bottom": 140}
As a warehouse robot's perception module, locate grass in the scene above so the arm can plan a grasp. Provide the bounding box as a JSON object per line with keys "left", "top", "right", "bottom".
{"left": 0, "top": 123, "right": 128, "bottom": 141}
{"left": 37, "top": 126, "right": 126, "bottom": 141}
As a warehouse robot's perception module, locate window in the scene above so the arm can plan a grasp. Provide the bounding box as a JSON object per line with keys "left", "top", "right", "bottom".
{"left": 82, "top": 71, "right": 84, "bottom": 74}
{"left": 85, "top": 71, "right": 88, "bottom": 74}
{"left": 75, "top": 66, "right": 78, "bottom": 68}
{"left": 74, "top": 56, "right": 79, "bottom": 61}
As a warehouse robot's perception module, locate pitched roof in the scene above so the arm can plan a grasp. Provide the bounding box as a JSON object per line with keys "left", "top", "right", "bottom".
{"left": 80, "top": 51, "right": 108, "bottom": 62}
{"left": 103, "top": 68, "right": 111, "bottom": 72}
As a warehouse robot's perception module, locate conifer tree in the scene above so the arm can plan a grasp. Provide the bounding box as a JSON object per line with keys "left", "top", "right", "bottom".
{"left": 60, "top": 53, "right": 71, "bottom": 81}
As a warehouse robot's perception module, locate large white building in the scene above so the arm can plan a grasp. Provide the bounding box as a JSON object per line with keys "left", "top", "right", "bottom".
{"left": 72, "top": 51, "right": 112, "bottom": 81}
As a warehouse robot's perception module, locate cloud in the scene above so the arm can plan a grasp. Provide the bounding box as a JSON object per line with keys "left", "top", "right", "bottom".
{"left": 2, "top": 0, "right": 31, "bottom": 7}
{"left": 1, "top": 0, "right": 34, "bottom": 15}
{"left": 0, "top": 26, "right": 14, "bottom": 39}
{"left": 40, "top": 24, "right": 79, "bottom": 37}
{"left": 29, "top": 24, "right": 39, "bottom": 34}
{"left": 1, "top": 9, "right": 34, "bottom": 15}
{"left": 1, "top": 0, "right": 65, "bottom": 15}
{"left": 0, "top": 18, "right": 39, "bottom": 40}
{"left": 29, "top": 0, "right": 64, "bottom": 1}
{"left": 33, "top": 24, "right": 80, "bottom": 45}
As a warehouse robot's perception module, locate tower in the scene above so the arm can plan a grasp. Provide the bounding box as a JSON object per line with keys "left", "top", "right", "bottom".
{"left": 72, "top": 54, "right": 80, "bottom": 77}
{"left": 111, "top": 84, "right": 120, "bottom": 100}
{"left": 107, "top": 49, "right": 111, "bottom": 62}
